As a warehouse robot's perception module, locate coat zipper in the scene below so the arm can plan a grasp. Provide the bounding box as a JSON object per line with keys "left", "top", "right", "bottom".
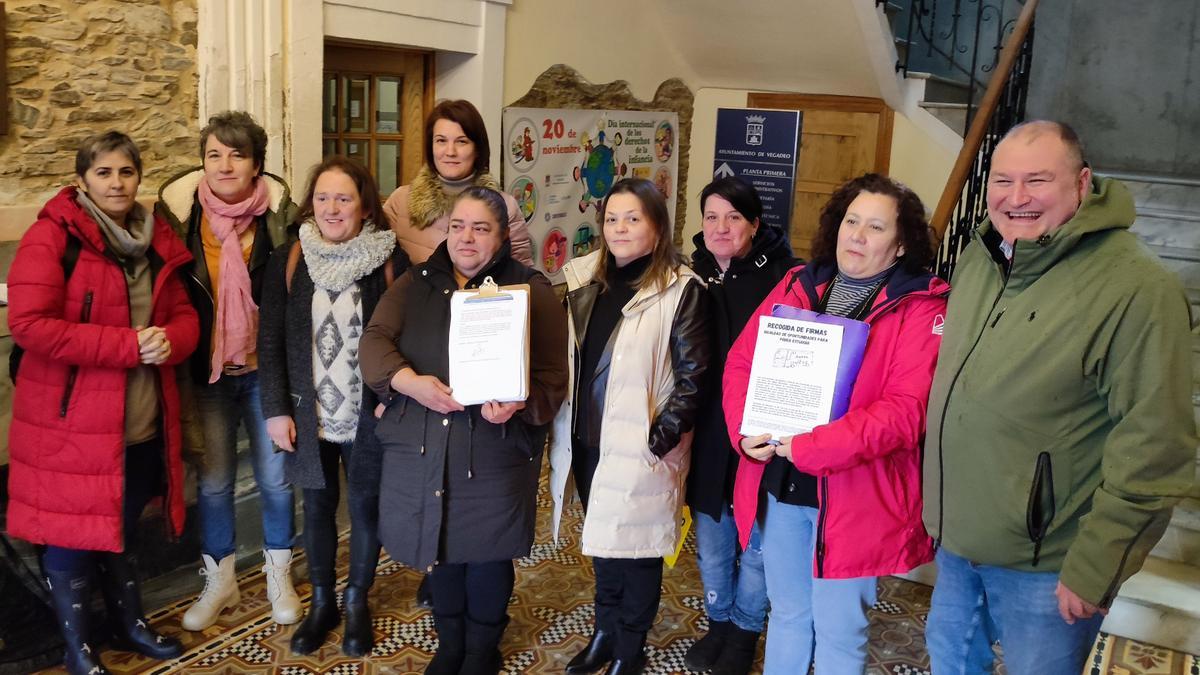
{"left": 816, "top": 475, "right": 830, "bottom": 577}
{"left": 60, "top": 290, "right": 94, "bottom": 417}
{"left": 933, "top": 248, "right": 1011, "bottom": 548}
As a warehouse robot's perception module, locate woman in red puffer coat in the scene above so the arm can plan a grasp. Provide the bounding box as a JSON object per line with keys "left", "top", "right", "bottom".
{"left": 6, "top": 132, "right": 199, "bottom": 675}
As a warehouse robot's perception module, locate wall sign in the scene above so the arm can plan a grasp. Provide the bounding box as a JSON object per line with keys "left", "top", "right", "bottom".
{"left": 712, "top": 108, "right": 802, "bottom": 237}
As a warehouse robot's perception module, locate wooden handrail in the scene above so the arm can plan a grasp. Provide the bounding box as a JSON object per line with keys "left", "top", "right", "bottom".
{"left": 929, "top": 0, "right": 1040, "bottom": 240}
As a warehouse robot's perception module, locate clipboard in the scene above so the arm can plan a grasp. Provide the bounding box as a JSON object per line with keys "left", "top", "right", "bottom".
{"left": 448, "top": 276, "right": 532, "bottom": 405}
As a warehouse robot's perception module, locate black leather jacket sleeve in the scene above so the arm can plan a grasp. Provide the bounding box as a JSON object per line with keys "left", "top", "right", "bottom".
{"left": 648, "top": 278, "right": 711, "bottom": 457}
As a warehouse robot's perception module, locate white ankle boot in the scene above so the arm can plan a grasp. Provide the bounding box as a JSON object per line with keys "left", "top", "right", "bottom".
{"left": 262, "top": 548, "right": 302, "bottom": 625}
{"left": 182, "top": 554, "right": 240, "bottom": 631}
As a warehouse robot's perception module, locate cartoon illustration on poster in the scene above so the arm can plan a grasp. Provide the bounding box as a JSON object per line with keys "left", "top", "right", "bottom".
{"left": 574, "top": 127, "right": 627, "bottom": 215}
{"left": 572, "top": 223, "right": 599, "bottom": 257}
{"left": 655, "top": 121, "right": 674, "bottom": 162}
{"left": 542, "top": 229, "right": 568, "bottom": 275}
{"left": 510, "top": 177, "right": 537, "bottom": 221}
{"left": 653, "top": 165, "right": 673, "bottom": 200}
{"left": 507, "top": 118, "right": 540, "bottom": 173}
{"left": 503, "top": 107, "right": 679, "bottom": 282}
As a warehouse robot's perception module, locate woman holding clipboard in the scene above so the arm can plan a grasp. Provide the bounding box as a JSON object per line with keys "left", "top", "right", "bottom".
{"left": 721, "top": 174, "right": 948, "bottom": 674}
{"left": 360, "top": 186, "right": 567, "bottom": 674}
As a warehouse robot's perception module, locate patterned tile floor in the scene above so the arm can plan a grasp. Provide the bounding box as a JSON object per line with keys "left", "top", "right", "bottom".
{"left": 35, "top": 483, "right": 1200, "bottom": 674}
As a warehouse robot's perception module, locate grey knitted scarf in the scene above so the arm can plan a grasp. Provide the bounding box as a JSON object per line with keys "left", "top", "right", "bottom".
{"left": 299, "top": 219, "right": 396, "bottom": 293}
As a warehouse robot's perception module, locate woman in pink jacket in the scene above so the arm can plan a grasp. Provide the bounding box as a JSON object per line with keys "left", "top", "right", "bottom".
{"left": 722, "top": 174, "right": 948, "bottom": 674}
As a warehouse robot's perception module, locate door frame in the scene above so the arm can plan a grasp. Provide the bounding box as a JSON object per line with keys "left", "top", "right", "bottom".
{"left": 323, "top": 40, "right": 436, "bottom": 189}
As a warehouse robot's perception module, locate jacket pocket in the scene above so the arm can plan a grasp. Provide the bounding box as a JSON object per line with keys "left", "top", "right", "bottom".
{"left": 1025, "top": 451, "right": 1056, "bottom": 566}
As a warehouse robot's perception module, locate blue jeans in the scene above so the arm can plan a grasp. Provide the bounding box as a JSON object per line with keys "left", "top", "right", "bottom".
{"left": 760, "top": 493, "right": 877, "bottom": 675}
{"left": 194, "top": 371, "right": 294, "bottom": 559}
{"left": 694, "top": 506, "right": 767, "bottom": 632}
{"left": 927, "top": 547, "right": 1104, "bottom": 675}
{"left": 763, "top": 492, "right": 878, "bottom": 667}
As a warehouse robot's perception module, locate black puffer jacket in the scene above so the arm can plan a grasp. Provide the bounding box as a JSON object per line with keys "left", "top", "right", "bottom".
{"left": 359, "top": 240, "right": 569, "bottom": 570}
{"left": 686, "top": 226, "right": 797, "bottom": 520}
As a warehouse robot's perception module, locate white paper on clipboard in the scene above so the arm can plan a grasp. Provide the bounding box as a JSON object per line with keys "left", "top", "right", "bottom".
{"left": 447, "top": 276, "right": 530, "bottom": 405}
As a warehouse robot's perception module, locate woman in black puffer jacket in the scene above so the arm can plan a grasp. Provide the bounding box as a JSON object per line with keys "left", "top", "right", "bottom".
{"left": 684, "top": 177, "right": 796, "bottom": 675}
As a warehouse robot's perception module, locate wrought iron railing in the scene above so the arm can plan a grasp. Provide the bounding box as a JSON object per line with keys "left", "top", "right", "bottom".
{"left": 881, "top": 0, "right": 1026, "bottom": 135}
{"left": 933, "top": 16, "right": 1035, "bottom": 278}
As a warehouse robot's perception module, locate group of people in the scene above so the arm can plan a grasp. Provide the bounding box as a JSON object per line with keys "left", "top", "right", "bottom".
{"left": 4, "top": 98, "right": 1194, "bottom": 675}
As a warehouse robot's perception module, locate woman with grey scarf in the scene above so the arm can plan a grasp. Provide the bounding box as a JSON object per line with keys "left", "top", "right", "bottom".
{"left": 7, "top": 131, "right": 199, "bottom": 674}
{"left": 257, "top": 155, "right": 410, "bottom": 657}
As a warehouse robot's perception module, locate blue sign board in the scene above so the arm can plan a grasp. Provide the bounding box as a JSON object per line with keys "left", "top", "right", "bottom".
{"left": 712, "top": 108, "right": 802, "bottom": 238}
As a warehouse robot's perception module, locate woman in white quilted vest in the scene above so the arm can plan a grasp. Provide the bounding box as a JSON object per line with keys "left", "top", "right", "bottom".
{"left": 550, "top": 178, "right": 711, "bottom": 675}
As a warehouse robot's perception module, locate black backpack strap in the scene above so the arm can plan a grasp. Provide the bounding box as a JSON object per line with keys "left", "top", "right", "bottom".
{"left": 9, "top": 230, "right": 83, "bottom": 383}
{"left": 61, "top": 232, "right": 81, "bottom": 279}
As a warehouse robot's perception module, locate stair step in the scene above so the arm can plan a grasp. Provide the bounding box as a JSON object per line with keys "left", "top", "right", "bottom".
{"left": 907, "top": 71, "right": 974, "bottom": 104}
{"left": 919, "top": 101, "right": 968, "bottom": 133}
{"left": 1099, "top": 170, "right": 1200, "bottom": 213}
{"left": 1103, "top": 556, "right": 1200, "bottom": 654}
{"left": 1132, "top": 217, "right": 1200, "bottom": 252}
{"left": 1150, "top": 498, "right": 1200, "bottom": 563}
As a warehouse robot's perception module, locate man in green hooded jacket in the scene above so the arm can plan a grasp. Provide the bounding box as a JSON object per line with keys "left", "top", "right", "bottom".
{"left": 922, "top": 121, "right": 1196, "bottom": 675}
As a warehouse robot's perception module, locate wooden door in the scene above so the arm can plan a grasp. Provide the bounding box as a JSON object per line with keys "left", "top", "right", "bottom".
{"left": 746, "top": 93, "right": 894, "bottom": 260}
{"left": 324, "top": 43, "right": 435, "bottom": 194}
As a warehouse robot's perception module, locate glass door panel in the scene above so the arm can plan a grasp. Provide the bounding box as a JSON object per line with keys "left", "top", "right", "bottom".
{"left": 323, "top": 74, "right": 338, "bottom": 134}
{"left": 343, "top": 76, "right": 369, "bottom": 133}
{"left": 376, "top": 141, "right": 401, "bottom": 195}
{"left": 376, "top": 76, "right": 402, "bottom": 135}
{"left": 344, "top": 140, "right": 368, "bottom": 166}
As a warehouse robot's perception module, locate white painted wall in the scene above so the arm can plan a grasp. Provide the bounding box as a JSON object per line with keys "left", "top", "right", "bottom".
{"left": 502, "top": 0, "right": 958, "bottom": 254}
{"left": 199, "top": 0, "right": 512, "bottom": 190}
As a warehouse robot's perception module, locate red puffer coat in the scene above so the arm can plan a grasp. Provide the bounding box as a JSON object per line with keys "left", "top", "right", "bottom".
{"left": 723, "top": 261, "right": 949, "bottom": 579}
{"left": 6, "top": 186, "right": 199, "bottom": 552}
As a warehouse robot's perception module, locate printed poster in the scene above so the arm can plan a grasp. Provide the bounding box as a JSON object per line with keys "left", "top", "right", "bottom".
{"left": 503, "top": 107, "right": 680, "bottom": 283}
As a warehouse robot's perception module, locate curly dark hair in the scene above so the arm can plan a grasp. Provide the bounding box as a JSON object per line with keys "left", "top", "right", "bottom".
{"left": 809, "top": 173, "right": 934, "bottom": 273}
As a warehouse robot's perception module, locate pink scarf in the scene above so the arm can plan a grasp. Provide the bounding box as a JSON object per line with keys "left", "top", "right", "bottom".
{"left": 198, "top": 178, "right": 271, "bottom": 383}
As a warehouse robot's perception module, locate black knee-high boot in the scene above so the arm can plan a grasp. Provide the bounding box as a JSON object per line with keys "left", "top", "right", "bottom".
{"left": 460, "top": 615, "right": 508, "bottom": 675}
{"left": 425, "top": 612, "right": 466, "bottom": 674}
{"left": 45, "top": 569, "right": 110, "bottom": 675}
{"left": 341, "top": 584, "right": 373, "bottom": 656}
{"left": 97, "top": 553, "right": 183, "bottom": 660}
{"left": 289, "top": 585, "right": 340, "bottom": 655}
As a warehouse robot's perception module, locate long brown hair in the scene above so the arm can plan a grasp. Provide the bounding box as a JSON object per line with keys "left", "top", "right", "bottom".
{"left": 594, "top": 178, "right": 683, "bottom": 292}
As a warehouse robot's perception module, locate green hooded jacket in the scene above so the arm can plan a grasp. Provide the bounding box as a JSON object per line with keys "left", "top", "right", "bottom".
{"left": 923, "top": 176, "right": 1197, "bottom": 606}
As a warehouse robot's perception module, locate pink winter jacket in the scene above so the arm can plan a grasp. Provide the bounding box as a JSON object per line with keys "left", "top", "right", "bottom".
{"left": 722, "top": 261, "right": 949, "bottom": 579}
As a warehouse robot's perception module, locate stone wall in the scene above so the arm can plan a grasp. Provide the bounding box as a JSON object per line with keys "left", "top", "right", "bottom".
{"left": 1028, "top": 0, "right": 1200, "bottom": 176}
{"left": 0, "top": 0, "right": 199, "bottom": 207}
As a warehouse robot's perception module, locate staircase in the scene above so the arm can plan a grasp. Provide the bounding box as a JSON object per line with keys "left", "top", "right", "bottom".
{"left": 879, "top": 0, "right": 1013, "bottom": 137}
{"left": 1101, "top": 171, "right": 1200, "bottom": 654}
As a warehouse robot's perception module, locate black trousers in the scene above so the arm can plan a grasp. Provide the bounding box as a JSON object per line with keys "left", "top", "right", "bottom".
{"left": 301, "top": 440, "right": 381, "bottom": 589}
{"left": 573, "top": 435, "right": 664, "bottom": 660}
{"left": 592, "top": 556, "right": 664, "bottom": 660}
{"left": 43, "top": 437, "right": 164, "bottom": 573}
{"left": 429, "top": 559, "right": 514, "bottom": 625}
